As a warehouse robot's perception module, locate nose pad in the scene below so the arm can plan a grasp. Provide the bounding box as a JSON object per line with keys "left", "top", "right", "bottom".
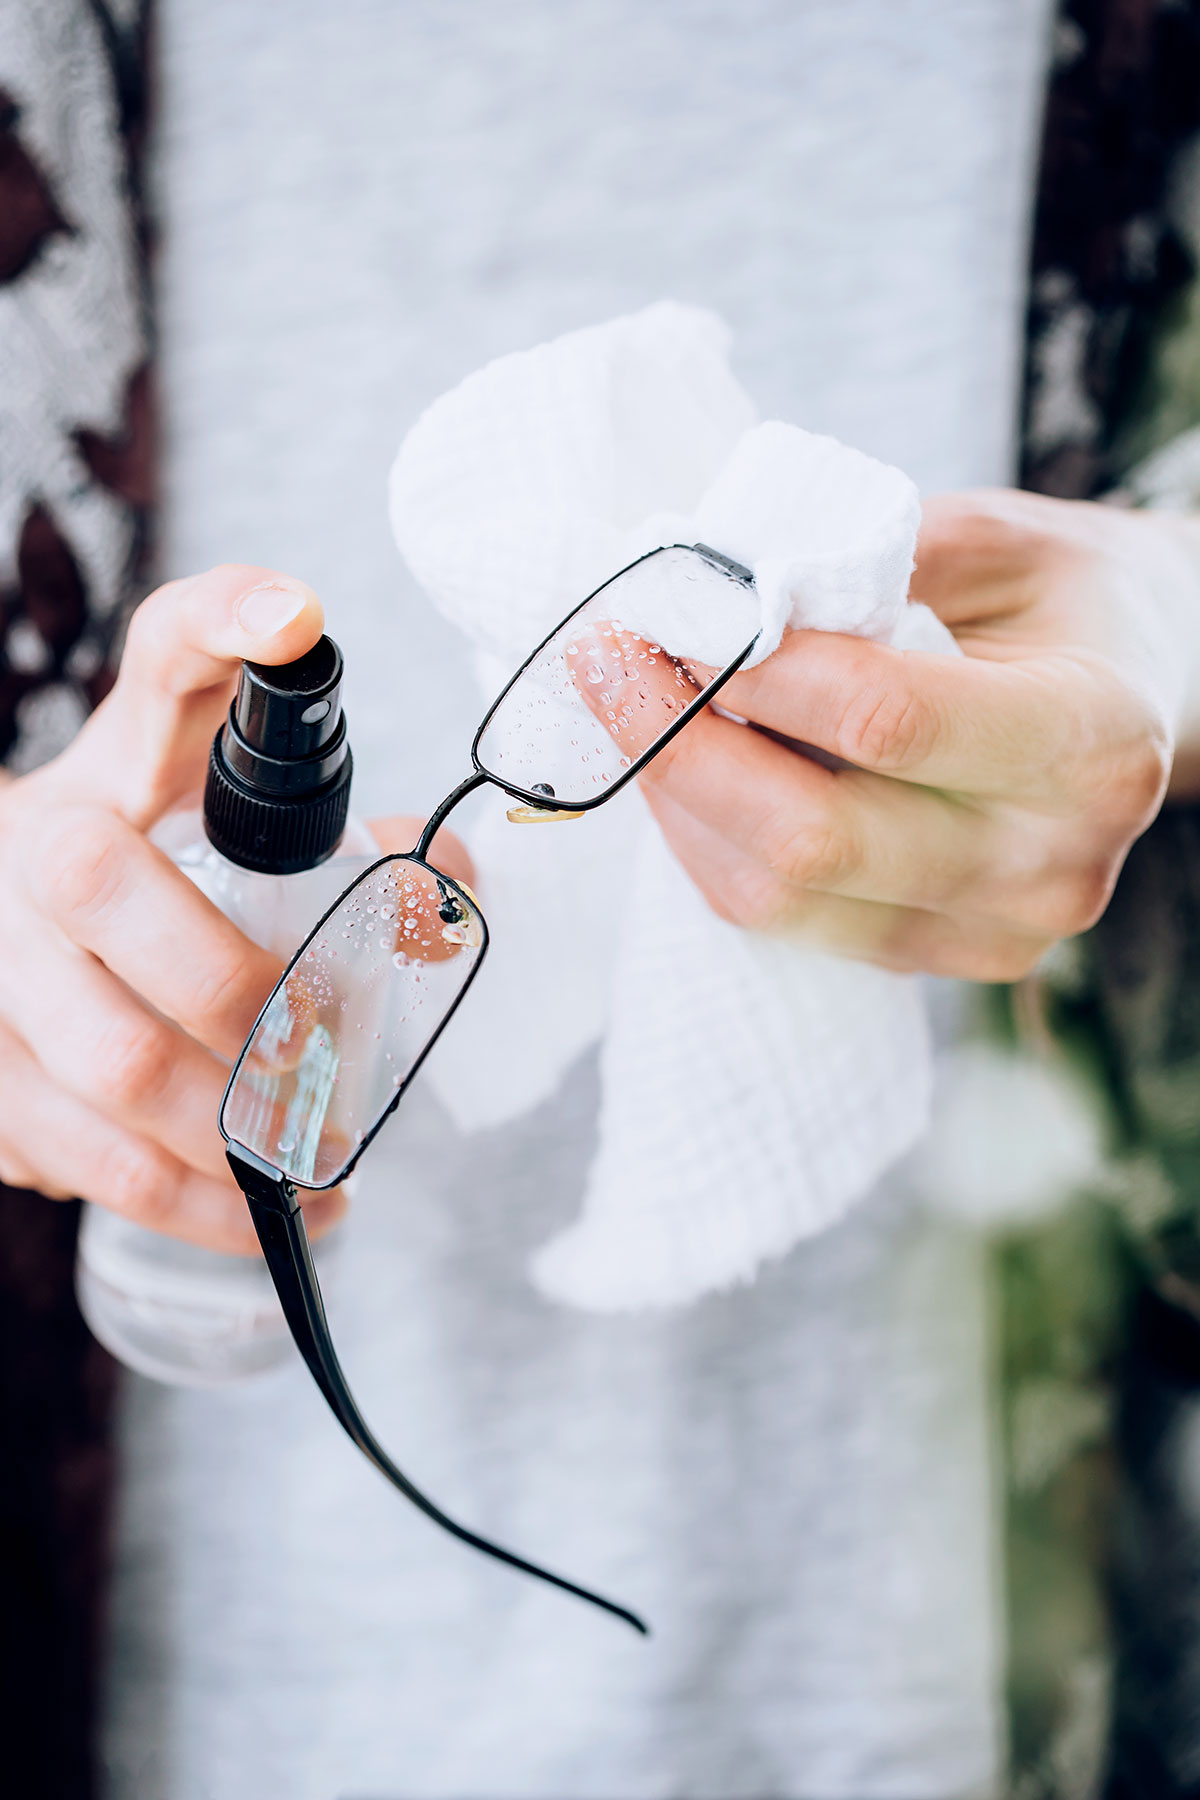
{"left": 505, "top": 803, "right": 586, "bottom": 824}
{"left": 436, "top": 881, "right": 466, "bottom": 924}
{"left": 504, "top": 781, "right": 585, "bottom": 825}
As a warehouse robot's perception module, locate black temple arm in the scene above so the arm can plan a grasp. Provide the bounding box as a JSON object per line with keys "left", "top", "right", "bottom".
{"left": 227, "top": 1145, "right": 648, "bottom": 1636}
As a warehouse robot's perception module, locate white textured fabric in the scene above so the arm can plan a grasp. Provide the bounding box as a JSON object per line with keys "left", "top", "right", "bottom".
{"left": 391, "top": 303, "right": 951, "bottom": 1309}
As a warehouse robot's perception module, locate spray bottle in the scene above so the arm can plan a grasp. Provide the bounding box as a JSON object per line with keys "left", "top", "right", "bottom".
{"left": 75, "top": 636, "right": 376, "bottom": 1385}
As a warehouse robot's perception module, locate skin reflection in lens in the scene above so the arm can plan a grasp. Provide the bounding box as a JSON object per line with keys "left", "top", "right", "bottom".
{"left": 565, "top": 619, "right": 701, "bottom": 764}
{"left": 246, "top": 866, "right": 479, "bottom": 1088}
{"left": 229, "top": 861, "right": 484, "bottom": 1186}
{"left": 387, "top": 869, "right": 482, "bottom": 966}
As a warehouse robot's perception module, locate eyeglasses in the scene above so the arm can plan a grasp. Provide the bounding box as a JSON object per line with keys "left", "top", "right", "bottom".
{"left": 222, "top": 544, "right": 759, "bottom": 1634}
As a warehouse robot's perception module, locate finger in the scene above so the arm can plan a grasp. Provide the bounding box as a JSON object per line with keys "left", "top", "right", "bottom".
{"left": 578, "top": 648, "right": 1020, "bottom": 913}
{"left": 908, "top": 489, "right": 1129, "bottom": 639}
{"left": 0, "top": 919, "right": 246, "bottom": 1178}
{"left": 368, "top": 814, "right": 476, "bottom": 886}
{"left": 25, "top": 804, "right": 284, "bottom": 1059}
{"left": 0, "top": 1018, "right": 270, "bottom": 1251}
{"left": 568, "top": 620, "right": 701, "bottom": 763}
{"left": 58, "top": 564, "right": 324, "bottom": 826}
{"left": 909, "top": 491, "right": 1066, "bottom": 626}
{"left": 647, "top": 786, "right": 910, "bottom": 956}
{"left": 648, "top": 788, "right": 1050, "bottom": 979}
{"left": 864, "top": 904, "right": 1054, "bottom": 982}
{"left": 711, "top": 629, "right": 1119, "bottom": 797}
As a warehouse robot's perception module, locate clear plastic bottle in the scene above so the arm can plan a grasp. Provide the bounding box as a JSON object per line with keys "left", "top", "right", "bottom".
{"left": 75, "top": 638, "right": 377, "bottom": 1386}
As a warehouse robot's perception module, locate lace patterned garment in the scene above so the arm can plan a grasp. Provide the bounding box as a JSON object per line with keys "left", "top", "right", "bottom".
{"left": 0, "top": 0, "right": 152, "bottom": 770}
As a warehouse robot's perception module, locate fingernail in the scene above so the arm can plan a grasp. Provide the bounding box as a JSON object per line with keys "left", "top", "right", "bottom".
{"left": 235, "top": 581, "right": 307, "bottom": 639}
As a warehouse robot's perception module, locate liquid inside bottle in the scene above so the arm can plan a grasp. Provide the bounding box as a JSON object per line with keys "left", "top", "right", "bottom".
{"left": 75, "top": 813, "right": 378, "bottom": 1386}
{"left": 75, "top": 635, "right": 377, "bottom": 1386}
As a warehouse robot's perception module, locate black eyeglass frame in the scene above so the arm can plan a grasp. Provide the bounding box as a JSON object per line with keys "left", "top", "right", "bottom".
{"left": 220, "top": 542, "right": 759, "bottom": 1638}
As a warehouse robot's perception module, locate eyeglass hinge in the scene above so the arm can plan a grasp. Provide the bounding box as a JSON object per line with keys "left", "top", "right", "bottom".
{"left": 226, "top": 1143, "right": 300, "bottom": 1215}
{"left": 692, "top": 542, "right": 753, "bottom": 584}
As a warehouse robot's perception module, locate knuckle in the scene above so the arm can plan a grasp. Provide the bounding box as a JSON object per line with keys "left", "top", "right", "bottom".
{"left": 765, "top": 811, "right": 853, "bottom": 891}
{"left": 90, "top": 1017, "right": 172, "bottom": 1112}
{"left": 39, "top": 808, "right": 125, "bottom": 923}
{"left": 836, "top": 683, "right": 931, "bottom": 773}
{"left": 100, "top": 1143, "right": 175, "bottom": 1224}
{"left": 1114, "top": 738, "right": 1170, "bottom": 825}
{"left": 716, "top": 865, "right": 792, "bottom": 932}
{"left": 1017, "top": 863, "right": 1115, "bottom": 938}
{"left": 1062, "top": 862, "right": 1117, "bottom": 933}
{"left": 186, "top": 942, "right": 271, "bottom": 1038}
{"left": 0, "top": 1145, "right": 32, "bottom": 1189}
{"left": 1071, "top": 727, "right": 1169, "bottom": 829}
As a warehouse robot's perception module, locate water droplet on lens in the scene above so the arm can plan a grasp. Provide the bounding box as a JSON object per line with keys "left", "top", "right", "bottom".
{"left": 392, "top": 952, "right": 410, "bottom": 969}
{"left": 585, "top": 666, "right": 605, "bottom": 685}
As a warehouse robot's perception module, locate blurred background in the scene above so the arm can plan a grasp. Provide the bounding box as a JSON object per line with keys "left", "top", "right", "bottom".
{"left": 4, "top": 2, "right": 1200, "bottom": 1797}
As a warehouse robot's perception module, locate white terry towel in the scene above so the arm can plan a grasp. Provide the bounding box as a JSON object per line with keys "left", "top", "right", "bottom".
{"left": 389, "top": 302, "right": 953, "bottom": 1311}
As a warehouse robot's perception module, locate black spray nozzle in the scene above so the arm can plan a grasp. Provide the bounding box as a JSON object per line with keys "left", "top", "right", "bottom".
{"left": 235, "top": 636, "right": 345, "bottom": 768}
{"left": 204, "top": 634, "right": 353, "bottom": 875}
{"left": 222, "top": 634, "right": 348, "bottom": 796}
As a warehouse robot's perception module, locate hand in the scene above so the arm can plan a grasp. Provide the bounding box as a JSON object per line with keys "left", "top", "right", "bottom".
{"left": 0, "top": 565, "right": 469, "bottom": 1250}
{"left": 588, "top": 491, "right": 1200, "bottom": 979}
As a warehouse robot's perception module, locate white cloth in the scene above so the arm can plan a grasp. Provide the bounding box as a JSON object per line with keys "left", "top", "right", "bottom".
{"left": 390, "top": 302, "right": 954, "bottom": 1310}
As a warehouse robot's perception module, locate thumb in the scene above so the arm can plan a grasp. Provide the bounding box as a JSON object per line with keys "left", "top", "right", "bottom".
{"left": 60, "top": 565, "right": 324, "bottom": 826}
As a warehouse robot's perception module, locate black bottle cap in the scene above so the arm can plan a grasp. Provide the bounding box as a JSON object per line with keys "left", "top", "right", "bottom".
{"left": 204, "top": 635, "right": 353, "bottom": 875}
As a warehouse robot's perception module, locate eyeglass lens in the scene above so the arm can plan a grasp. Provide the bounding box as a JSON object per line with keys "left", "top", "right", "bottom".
{"left": 473, "top": 546, "right": 758, "bottom": 808}
{"left": 220, "top": 859, "right": 485, "bottom": 1187}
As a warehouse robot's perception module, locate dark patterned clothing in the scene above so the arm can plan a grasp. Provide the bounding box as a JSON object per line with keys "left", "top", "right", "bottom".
{"left": 0, "top": 3, "right": 151, "bottom": 1793}
{"left": 1001, "top": 4, "right": 1200, "bottom": 1795}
